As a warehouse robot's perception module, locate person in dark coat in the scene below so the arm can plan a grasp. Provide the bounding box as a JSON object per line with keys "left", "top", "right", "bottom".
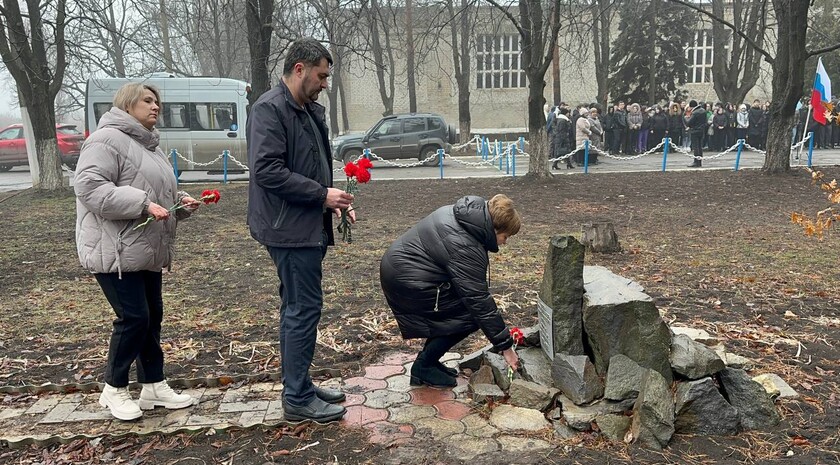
{"left": 747, "top": 99, "right": 765, "bottom": 150}
{"left": 551, "top": 107, "right": 574, "bottom": 169}
{"left": 685, "top": 100, "right": 707, "bottom": 167}
{"left": 649, "top": 105, "right": 668, "bottom": 152}
{"left": 380, "top": 195, "right": 522, "bottom": 388}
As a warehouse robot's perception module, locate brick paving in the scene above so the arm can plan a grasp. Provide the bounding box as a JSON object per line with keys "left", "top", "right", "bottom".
{"left": 0, "top": 351, "right": 552, "bottom": 458}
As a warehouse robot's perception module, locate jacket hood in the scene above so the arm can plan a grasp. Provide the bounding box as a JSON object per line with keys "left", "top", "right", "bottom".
{"left": 453, "top": 195, "right": 498, "bottom": 253}
{"left": 98, "top": 108, "right": 160, "bottom": 151}
{"left": 557, "top": 114, "right": 571, "bottom": 122}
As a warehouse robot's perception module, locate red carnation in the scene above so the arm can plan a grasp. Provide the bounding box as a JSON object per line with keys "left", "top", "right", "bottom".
{"left": 355, "top": 168, "right": 371, "bottom": 184}
{"left": 510, "top": 327, "right": 524, "bottom": 346}
{"left": 201, "top": 189, "right": 221, "bottom": 204}
{"left": 357, "top": 157, "right": 373, "bottom": 170}
{"left": 344, "top": 162, "right": 358, "bottom": 178}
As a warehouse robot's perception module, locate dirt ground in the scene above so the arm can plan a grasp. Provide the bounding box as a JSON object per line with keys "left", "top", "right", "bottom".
{"left": 1, "top": 168, "right": 839, "bottom": 464}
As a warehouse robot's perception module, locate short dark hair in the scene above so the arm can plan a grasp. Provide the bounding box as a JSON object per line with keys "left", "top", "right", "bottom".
{"left": 282, "top": 38, "right": 333, "bottom": 76}
{"left": 689, "top": 100, "right": 698, "bottom": 107}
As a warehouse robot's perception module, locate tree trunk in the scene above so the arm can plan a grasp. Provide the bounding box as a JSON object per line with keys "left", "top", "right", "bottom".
{"left": 245, "top": 0, "right": 273, "bottom": 107}
{"left": 552, "top": 44, "right": 561, "bottom": 105}
{"left": 763, "top": 0, "right": 809, "bottom": 173}
{"left": 711, "top": 0, "right": 764, "bottom": 105}
{"left": 159, "top": 0, "right": 174, "bottom": 73}
{"left": 22, "top": 89, "right": 63, "bottom": 189}
{"left": 367, "top": 0, "right": 394, "bottom": 116}
{"left": 592, "top": 0, "right": 611, "bottom": 109}
{"left": 527, "top": 82, "right": 550, "bottom": 177}
{"left": 448, "top": 0, "right": 472, "bottom": 144}
{"left": 405, "top": 0, "right": 417, "bottom": 113}
{"left": 328, "top": 42, "right": 342, "bottom": 135}
{"left": 582, "top": 222, "right": 621, "bottom": 253}
{"left": 106, "top": 2, "right": 126, "bottom": 77}
{"left": 647, "top": 0, "right": 659, "bottom": 105}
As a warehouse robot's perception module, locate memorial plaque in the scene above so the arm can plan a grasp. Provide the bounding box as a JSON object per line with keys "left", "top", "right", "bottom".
{"left": 538, "top": 297, "right": 554, "bottom": 360}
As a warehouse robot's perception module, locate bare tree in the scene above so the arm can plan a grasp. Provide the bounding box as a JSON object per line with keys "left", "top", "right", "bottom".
{"left": 362, "top": 0, "right": 397, "bottom": 116}
{"left": 245, "top": 0, "right": 274, "bottom": 106}
{"left": 485, "top": 0, "right": 562, "bottom": 177}
{"left": 590, "top": 0, "right": 616, "bottom": 108}
{"left": 669, "top": 0, "right": 840, "bottom": 173}
{"left": 0, "top": 0, "right": 67, "bottom": 190}
{"left": 445, "top": 0, "right": 473, "bottom": 143}
{"left": 710, "top": 0, "right": 766, "bottom": 105}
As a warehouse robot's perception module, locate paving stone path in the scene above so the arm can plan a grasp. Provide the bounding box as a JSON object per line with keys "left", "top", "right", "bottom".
{"left": 0, "top": 351, "right": 553, "bottom": 459}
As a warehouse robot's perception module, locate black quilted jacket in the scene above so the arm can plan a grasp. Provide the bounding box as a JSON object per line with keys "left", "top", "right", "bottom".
{"left": 379, "top": 196, "right": 514, "bottom": 351}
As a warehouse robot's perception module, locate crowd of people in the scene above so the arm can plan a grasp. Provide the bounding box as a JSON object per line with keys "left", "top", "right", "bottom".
{"left": 546, "top": 99, "right": 777, "bottom": 169}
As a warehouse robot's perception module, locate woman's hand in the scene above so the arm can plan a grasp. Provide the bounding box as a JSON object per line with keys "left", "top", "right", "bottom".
{"left": 147, "top": 202, "right": 170, "bottom": 221}
{"left": 180, "top": 196, "right": 201, "bottom": 212}
{"left": 502, "top": 348, "right": 519, "bottom": 371}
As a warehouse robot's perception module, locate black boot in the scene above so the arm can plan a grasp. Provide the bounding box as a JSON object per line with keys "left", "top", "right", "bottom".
{"left": 410, "top": 354, "right": 456, "bottom": 388}
{"left": 552, "top": 161, "right": 560, "bottom": 170}
{"left": 566, "top": 159, "right": 575, "bottom": 169}
{"left": 433, "top": 361, "right": 458, "bottom": 377}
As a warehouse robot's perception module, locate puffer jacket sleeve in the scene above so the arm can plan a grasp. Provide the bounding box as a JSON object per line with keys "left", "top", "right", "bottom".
{"left": 445, "top": 240, "right": 514, "bottom": 351}
{"left": 74, "top": 140, "right": 148, "bottom": 221}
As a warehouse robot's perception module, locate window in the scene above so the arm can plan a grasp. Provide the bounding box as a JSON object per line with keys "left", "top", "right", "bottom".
{"left": 159, "top": 102, "right": 238, "bottom": 131}
{"left": 403, "top": 118, "right": 426, "bottom": 133}
{"left": 687, "top": 31, "right": 713, "bottom": 84}
{"left": 476, "top": 35, "right": 526, "bottom": 89}
{"left": 373, "top": 120, "right": 401, "bottom": 136}
{"left": 0, "top": 128, "right": 21, "bottom": 140}
{"left": 57, "top": 126, "right": 82, "bottom": 135}
{"left": 428, "top": 118, "right": 442, "bottom": 130}
{"left": 93, "top": 103, "right": 112, "bottom": 125}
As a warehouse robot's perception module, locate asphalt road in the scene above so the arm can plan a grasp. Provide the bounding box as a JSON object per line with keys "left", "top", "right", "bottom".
{"left": 2, "top": 147, "right": 838, "bottom": 193}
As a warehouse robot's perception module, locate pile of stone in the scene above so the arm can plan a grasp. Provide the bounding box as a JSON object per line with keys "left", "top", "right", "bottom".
{"left": 459, "top": 236, "right": 797, "bottom": 450}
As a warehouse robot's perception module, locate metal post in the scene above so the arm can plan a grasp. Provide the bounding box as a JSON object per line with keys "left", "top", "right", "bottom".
{"left": 364, "top": 148, "right": 371, "bottom": 161}
{"left": 223, "top": 150, "right": 229, "bottom": 184}
{"left": 505, "top": 144, "right": 510, "bottom": 174}
{"left": 661, "top": 137, "right": 670, "bottom": 172}
{"left": 482, "top": 138, "right": 489, "bottom": 160}
{"left": 583, "top": 140, "right": 590, "bottom": 174}
{"left": 438, "top": 148, "right": 444, "bottom": 179}
{"left": 734, "top": 139, "right": 744, "bottom": 171}
{"left": 498, "top": 141, "right": 503, "bottom": 170}
{"left": 512, "top": 143, "right": 517, "bottom": 177}
{"left": 807, "top": 131, "right": 814, "bottom": 167}
{"left": 519, "top": 136, "right": 525, "bottom": 153}
{"left": 171, "top": 148, "right": 179, "bottom": 183}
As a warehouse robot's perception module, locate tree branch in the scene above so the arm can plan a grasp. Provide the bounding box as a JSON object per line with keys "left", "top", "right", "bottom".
{"left": 483, "top": 0, "right": 525, "bottom": 38}
{"left": 667, "top": 0, "right": 774, "bottom": 65}
{"left": 807, "top": 42, "right": 840, "bottom": 58}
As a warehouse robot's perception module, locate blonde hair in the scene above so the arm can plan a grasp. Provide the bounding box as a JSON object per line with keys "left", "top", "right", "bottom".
{"left": 112, "top": 83, "right": 161, "bottom": 113}
{"left": 488, "top": 194, "right": 522, "bottom": 236}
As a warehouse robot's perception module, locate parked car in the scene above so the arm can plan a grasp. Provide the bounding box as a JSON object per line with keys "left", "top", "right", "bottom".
{"left": 331, "top": 113, "right": 456, "bottom": 166}
{"left": 0, "top": 123, "right": 85, "bottom": 171}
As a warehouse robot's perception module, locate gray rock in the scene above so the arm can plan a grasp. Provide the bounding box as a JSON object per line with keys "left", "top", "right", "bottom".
{"left": 582, "top": 266, "right": 673, "bottom": 383}
{"left": 551, "top": 354, "right": 604, "bottom": 405}
{"left": 518, "top": 347, "right": 554, "bottom": 387}
{"left": 469, "top": 365, "right": 495, "bottom": 387}
{"left": 718, "top": 368, "right": 781, "bottom": 430}
{"left": 595, "top": 414, "right": 632, "bottom": 442}
{"left": 552, "top": 422, "right": 577, "bottom": 439}
{"left": 538, "top": 236, "right": 586, "bottom": 358}
{"left": 674, "top": 378, "right": 739, "bottom": 435}
{"left": 670, "top": 334, "right": 725, "bottom": 380}
{"left": 483, "top": 352, "right": 511, "bottom": 391}
{"left": 556, "top": 395, "right": 636, "bottom": 431}
{"left": 604, "top": 354, "right": 645, "bottom": 401}
{"left": 508, "top": 379, "right": 559, "bottom": 411}
{"left": 521, "top": 325, "right": 542, "bottom": 347}
{"left": 471, "top": 383, "right": 506, "bottom": 404}
{"left": 629, "top": 369, "right": 675, "bottom": 450}
{"left": 489, "top": 404, "right": 550, "bottom": 431}
{"left": 752, "top": 373, "right": 799, "bottom": 399}
{"left": 459, "top": 344, "right": 493, "bottom": 372}
{"left": 671, "top": 326, "right": 719, "bottom": 346}
{"left": 721, "top": 352, "right": 754, "bottom": 370}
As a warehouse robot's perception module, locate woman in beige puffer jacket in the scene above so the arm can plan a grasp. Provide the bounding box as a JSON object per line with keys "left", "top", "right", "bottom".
{"left": 74, "top": 83, "right": 201, "bottom": 421}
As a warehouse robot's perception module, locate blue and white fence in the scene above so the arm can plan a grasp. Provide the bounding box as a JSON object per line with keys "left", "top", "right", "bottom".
{"left": 158, "top": 131, "right": 816, "bottom": 184}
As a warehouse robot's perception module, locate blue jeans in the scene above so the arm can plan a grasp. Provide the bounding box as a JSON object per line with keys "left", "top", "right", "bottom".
{"left": 267, "top": 231, "right": 328, "bottom": 406}
{"left": 95, "top": 271, "right": 165, "bottom": 387}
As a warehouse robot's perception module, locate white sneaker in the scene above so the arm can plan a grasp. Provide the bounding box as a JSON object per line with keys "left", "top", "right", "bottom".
{"left": 99, "top": 384, "right": 142, "bottom": 421}
{"left": 138, "top": 381, "right": 195, "bottom": 410}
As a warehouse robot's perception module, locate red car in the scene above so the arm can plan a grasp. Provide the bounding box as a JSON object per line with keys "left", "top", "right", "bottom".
{"left": 0, "top": 123, "right": 85, "bottom": 171}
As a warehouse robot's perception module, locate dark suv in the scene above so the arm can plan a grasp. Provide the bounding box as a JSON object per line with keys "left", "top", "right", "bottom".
{"left": 331, "top": 113, "right": 456, "bottom": 166}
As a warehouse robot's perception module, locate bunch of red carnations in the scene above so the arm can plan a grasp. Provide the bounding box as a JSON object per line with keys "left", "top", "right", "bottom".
{"left": 337, "top": 158, "right": 372, "bottom": 242}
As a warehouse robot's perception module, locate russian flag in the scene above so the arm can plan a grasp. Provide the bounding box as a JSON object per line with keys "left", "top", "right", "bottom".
{"left": 811, "top": 57, "right": 832, "bottom": 125}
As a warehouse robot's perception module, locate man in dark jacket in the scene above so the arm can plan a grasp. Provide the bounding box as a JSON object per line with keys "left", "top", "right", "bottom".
{"left": 247, "top": 38, "right": 353, "bottom": 423}
{"left": 380, "top": 195, "right": 521, "bottom": 388}
{"left": 685, "top": 100, "right": 707, "bottom": 167}
{"left": 612, "top": 101, "right": 627, "bottom": 155}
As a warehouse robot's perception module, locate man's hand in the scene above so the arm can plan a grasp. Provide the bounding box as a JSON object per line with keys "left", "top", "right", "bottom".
{"left": 180, "top": 196, "right": 201, "bottom": 212}
{"left": 333, "top": 206, "right": 356, "bottom": 223}
{"left": 325, "top": 188, "right": 353, "bottom": 210}
{"left": 147, "top": 202, "right": 170, "bottom": 221}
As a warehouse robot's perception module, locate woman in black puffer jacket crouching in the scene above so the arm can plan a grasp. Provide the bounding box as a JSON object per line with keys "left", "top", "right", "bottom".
{"left": 380, "top": 195, "right": 521, "bottom": 388}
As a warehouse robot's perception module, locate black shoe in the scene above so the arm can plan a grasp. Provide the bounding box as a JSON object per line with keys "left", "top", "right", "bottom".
{"left": 566, "top": 162, "right": 575, "bottom": 169}
{"left": 433, "top": 361, "right": 458, "bottom": 377}
{"left": 552, "top": 162, "right": 559, "bottom": 170}
{"left": 283, "top": 396, "right": 346, "bottom": 423}
{"left": 687, "top": 162, "right": 701, "bottom": 168}
{"left": 410, "top": 357, "right": 456, "bottom": 388}
{"left": 314, "top": 385, "right": 346, "bottom": 404}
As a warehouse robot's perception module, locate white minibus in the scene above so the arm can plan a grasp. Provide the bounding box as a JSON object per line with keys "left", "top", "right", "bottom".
{"left": 85, "top": 73, "right": 250, "bottom": 171}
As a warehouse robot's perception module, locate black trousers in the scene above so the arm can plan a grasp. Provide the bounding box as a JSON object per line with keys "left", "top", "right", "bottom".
{"left": 267, "top": 230, "right": 329, "bottom": 407}
{"left": 420, "top": 330, "right": 473, "bottom": 362}
{"left": 95, "top": 271, "right": 165, "bottom": 387}
{"left": 691, "top": 132, "right": 704, "bottom": 163}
